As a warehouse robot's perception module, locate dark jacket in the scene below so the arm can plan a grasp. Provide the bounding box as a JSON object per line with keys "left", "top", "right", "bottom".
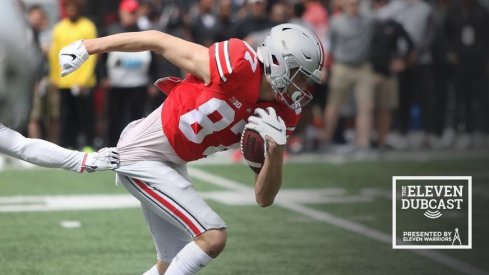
{"left": 445, "top": 1, "right": 489, "bottom": 64}
{"left": 369, "top": 19, "right": 415, "bottom": 76}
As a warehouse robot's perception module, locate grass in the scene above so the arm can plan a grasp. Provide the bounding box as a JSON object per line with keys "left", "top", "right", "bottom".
{"left": 0, "top": 158, "right": 488, "bottom": 274}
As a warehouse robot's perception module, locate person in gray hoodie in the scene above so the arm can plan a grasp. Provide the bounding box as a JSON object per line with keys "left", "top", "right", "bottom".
{"left": 323, "top": 0, "right": 376, "bottom": 153}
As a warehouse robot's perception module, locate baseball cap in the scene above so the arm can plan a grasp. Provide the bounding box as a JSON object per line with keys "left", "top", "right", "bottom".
{"left": 119, "top": 0, "right": 139, "bottom": 12}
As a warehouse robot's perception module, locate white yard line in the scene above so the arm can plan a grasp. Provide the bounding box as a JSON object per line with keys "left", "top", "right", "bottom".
{"left": 188, "top": 167, "right": 488, "bottom": 275}
{"left": 0, "top": 194, "right": 140, "bottom": 212}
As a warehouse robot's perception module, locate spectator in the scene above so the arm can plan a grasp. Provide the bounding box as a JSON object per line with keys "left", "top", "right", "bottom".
{"left": 27, "top": 4, "right": 48, "bottom": 50}
{"left": 380, "top": 0, "right": 435, "bottom": 149}
{"left": 242, "top": 1, "right": 291, "bottom": 48}
{"left": 147, "top": 2, "right": 190, "bottom": 113}
{"left": 270, "top": 1, "right": 289, "bottom": 25}
{"left": 233, "top": 0, "right": 273, "bottom": 40}
{"left": 49, "top": 0, "right": 97, "bottom": 150}
{"left": 301, "top": 0, "right": 329, "bottom": 47}
{"left": 290, "top": 2, "right": 312, "bottom": 28}
{"left": 445, "top": 0, "right": 489, "bottom": 148}
{"left": 213, "top": 0, "right": 236, "bottom": 42}
{"left": 323, "top": 0, "right": 376, "bottom": 153}
{"left": 27, "top": 5, "right": 60, "bottom": 143}
{"left": 0, "top": 0, "right": 40, "bottom": 130}
{"left": 190, "top": 0, "right": 218, "bottom": 47}
{"left": 431, "top": 0, "right": 454, "bottom": 148}
{"left": 137, "top": 0, "right": 160, "bottom": 30}
{"left": 101, "top": 0, "right": 157, "bottom": 146}
{"left": 286, "top": 3, "right": 327, "bottom": 153}
{"left": 141, "top": 1, "right": 193, "bottom": 114}
{"left": 370, "top": 0, "right": 415, "bottom": 150}
{"left": 84, "top": 0, "right": 119, "bottom": 29}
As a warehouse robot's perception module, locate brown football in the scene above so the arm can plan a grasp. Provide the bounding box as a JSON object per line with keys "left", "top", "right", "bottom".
{"left": 240, "top": 128, "right": 265, "bottom": 174}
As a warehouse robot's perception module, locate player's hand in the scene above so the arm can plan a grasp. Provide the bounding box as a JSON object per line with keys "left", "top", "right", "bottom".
{"left": 245, "top": 107, "right": 287, "bottom": 147}
{"left": 82, "top": 147, "right": 120, "bottom": 173}
{"left": 59, "top": 40, "right": 89, "bottom": 77}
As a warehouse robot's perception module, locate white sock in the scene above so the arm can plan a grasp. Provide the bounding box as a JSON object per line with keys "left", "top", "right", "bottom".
{"left": 165, "top": 241, "right": 213, "bottom": 275}
{"left": 142, "top": 264, "right": 160, "bottom": 275}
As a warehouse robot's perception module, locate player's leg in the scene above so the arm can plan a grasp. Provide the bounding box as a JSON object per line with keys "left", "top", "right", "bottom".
{"left": 0, "top": 124, "right": 118, "bottom": 172}
{"left": 0, "top": 123, "right": 84, "bottom": 170}
{"left": 140, "top": 204, "right": 191, "bottom": 274}
{"left": 164, "top": 228, "right": 227, "bottom": 275}
{"left": 140, "top": 212, "right": 226, "bottom": 275}
{"left": 116, "top": 161, "right": 227, "bottom": 275}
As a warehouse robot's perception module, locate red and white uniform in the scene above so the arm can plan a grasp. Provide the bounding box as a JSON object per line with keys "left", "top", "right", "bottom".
{"left": 114, "top": 39, "right": 300, "bottom": 261}
{"left": 157, "top": 38, "right": 300, "bottom": 161}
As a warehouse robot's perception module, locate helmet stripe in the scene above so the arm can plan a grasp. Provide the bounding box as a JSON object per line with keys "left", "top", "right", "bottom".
{"left": 316, "top": 36, "right": 325, "bottom": 68}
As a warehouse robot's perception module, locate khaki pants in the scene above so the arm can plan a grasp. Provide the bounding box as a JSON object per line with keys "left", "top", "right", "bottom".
{"left": 372, "top": 72, "right": 399, "bottom": 110}
{"left": 30, "top": 78, "right": 59, "bottom": 121}
{"left": 328, "top": 62, "right": 375, "bottom": 108}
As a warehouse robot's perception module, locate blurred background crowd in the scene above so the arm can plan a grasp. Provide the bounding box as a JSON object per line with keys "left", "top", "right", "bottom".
{"left": 4, "top": 0, "right": 489, "bottom": 159}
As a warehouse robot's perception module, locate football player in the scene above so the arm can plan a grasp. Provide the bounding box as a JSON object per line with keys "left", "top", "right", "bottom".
{"left": 59, "top": 23, "right": 323, "bottom": 275}
{"left": 0, "top": 123, "right": 119, "bottom": 173}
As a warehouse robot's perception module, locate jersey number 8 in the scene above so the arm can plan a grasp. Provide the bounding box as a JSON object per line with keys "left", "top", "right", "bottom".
{"left": 179, "top": 98, "right": 236, "bottom": 144}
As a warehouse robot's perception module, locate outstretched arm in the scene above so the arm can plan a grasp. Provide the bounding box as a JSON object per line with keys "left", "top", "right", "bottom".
{"left": 0, "top": 124, "right": 119, "bottom": 173}
{"left": 61, "top": 31, "right": 210, "bottom": 83}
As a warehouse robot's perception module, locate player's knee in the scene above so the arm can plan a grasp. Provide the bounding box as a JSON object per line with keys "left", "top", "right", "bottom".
{"left": 195, "top": 228, "right": 227, "bottom": 258}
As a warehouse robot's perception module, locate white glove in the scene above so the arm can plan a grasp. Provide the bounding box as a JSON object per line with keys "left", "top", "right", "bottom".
{"left": 245, "top": 107, "right": 287, "bottom": 147}
{"left": 59, "top": 40, "right": 89, "bottom": 77}
{"left": 82, "top": 147, "right": 120, "bottom": 173}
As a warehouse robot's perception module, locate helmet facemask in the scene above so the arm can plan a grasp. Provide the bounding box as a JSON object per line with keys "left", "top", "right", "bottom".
{"left": 257, "top": 23, "right": 324, "bottom": 110}
{"left": 271, "top": 63, "right": 314, "bottom": 110}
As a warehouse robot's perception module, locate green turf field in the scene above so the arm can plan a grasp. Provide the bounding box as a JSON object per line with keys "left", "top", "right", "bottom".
{"left": 0, "top": 158, "right": 488, "bottom": 275}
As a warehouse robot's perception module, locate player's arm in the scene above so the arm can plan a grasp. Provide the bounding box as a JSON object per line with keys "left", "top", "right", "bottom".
{"left": 0, "top": 124, "right": 119, "bottom": 173}
{"left": 245, "top": 108, "right": 287, "bottom": 207}
{"left": 254, "top": 138, "right": 284, "bottom": 207}
{"left": 60, "top": 30, "right": 210, "bottom": 83}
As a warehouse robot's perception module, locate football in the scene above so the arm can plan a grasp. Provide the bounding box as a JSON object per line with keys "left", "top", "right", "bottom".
{"left": 240, "top": 128, "right": 266, "bottom": 174}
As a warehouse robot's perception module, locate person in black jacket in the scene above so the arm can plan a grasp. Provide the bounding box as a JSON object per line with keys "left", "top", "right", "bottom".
{"left": 370, "top": 0, "right": 415, "bottom": 149}
{"left": 445, "top": 0, "right": 489, "bottom": 148}
{"left": 431, "top": 0, "right": 453, "bottom": 148}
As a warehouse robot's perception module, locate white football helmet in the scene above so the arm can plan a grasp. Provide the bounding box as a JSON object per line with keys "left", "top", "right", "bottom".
{"left": 257, "top": 23, "right": 324, "bottom": 110}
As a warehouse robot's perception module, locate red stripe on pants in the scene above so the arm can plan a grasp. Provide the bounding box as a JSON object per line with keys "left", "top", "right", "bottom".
{"left": 133, "top": 178, "right": 202, "bottom": 236}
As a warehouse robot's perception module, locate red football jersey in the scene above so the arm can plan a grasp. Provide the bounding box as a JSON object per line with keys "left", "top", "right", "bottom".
{"left": 157, "top": 39, "right": 301, "bottom": 161}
